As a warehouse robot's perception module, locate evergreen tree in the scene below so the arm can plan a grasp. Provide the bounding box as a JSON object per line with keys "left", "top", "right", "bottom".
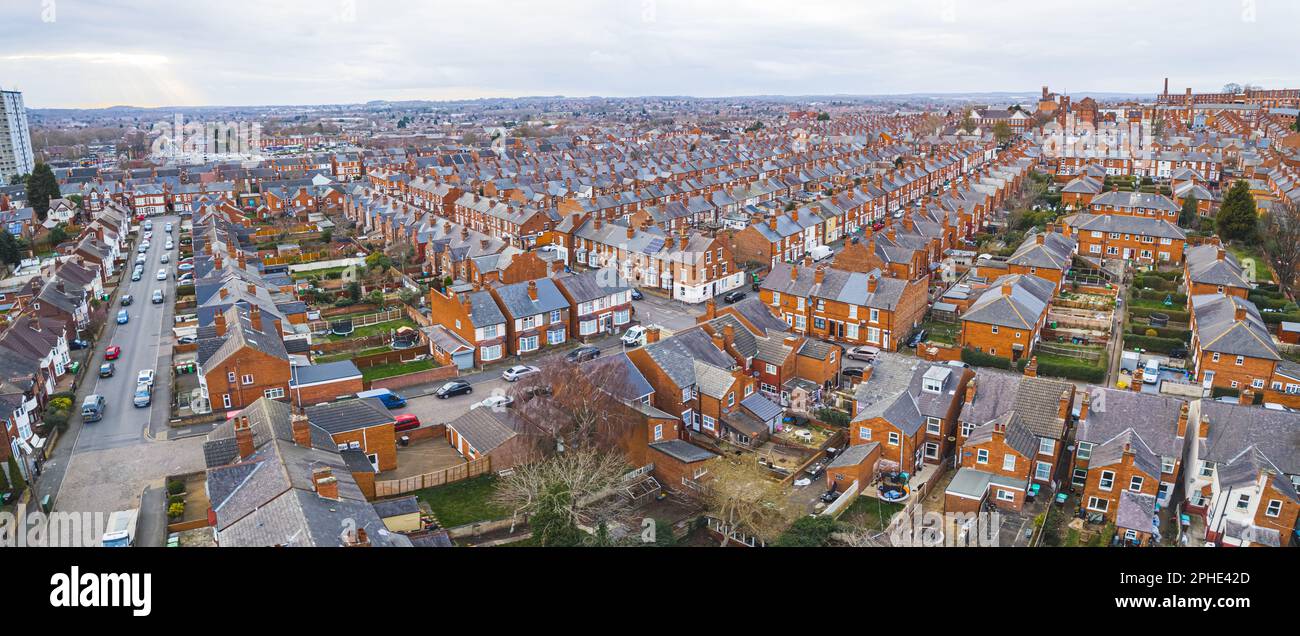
{"left": 25, "top": 163, "right": 61, "bottom": 222}
{"left": 1215, "top": 180, "right": 1258, "bottom": 242}
{"left": 1179, "top": 194, "right": 1198, "bottom": 228}
{"left": 0, "top": 231, "right": 20, "bottom": 266}
{"left": 5, "top": 456, "right": 25, "bottom": 494}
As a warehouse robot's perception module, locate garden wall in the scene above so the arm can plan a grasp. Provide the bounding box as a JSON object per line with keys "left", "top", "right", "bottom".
{"left": 367, "top": 365, "right": 458, "bottom": 391}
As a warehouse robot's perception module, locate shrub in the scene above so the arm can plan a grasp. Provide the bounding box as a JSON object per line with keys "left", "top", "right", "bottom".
{"left": 166, "top": 480, "right": 185, "bottom": 495}
{"left": 1035, "top": 358, "right": 1105, "bottom": 383}
{"left": 814, "top": 407, "right": 850, "bottom": 428}
{"left": 775, "top": 515, "right": 839, "bottom": 547}
{"left": 962, "top": 347, "right": 1012, "bottom": 370}
{"left": 1210, "top": 386, "right": 1239, "bottom": 399}
{"left": 1124, "top": 334, "right": 1186, "bottom": 354}
{"left": 1127, "top": 306, "right": 1190, "bottom": 323}
{"left": 167, "top": 502, "right": 185, "bottom": 519}
{"left": 1144, "top": 328, "right": 1158, "bottom": 337}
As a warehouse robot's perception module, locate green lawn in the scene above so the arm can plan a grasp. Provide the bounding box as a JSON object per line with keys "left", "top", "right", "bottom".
{"left": 841, "top": 496, "right": 904, "bottom": 531}
{"left": 327, "top": 317, "right": 419, "bottom": 341}
{"left": 291, "top": 266, "right": 350, "bottom": 280}
{"left": 315, "top": 345, "right": 393, "bottom": 364}
{"left": 412, "top": 475, "right": 509, "bottom": 528}
{"left": 360, "top": 359, "right": 437, "bottom": 381}
{"left": 920, "top": 320, "right": 960, "bottom": 345}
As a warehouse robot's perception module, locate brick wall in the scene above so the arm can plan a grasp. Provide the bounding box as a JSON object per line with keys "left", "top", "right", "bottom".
{"left": 367, "top": 364, "right": 458, "bottom": 391}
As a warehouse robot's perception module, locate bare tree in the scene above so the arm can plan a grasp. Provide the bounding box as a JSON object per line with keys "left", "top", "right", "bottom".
{"left": 1261, "top": 199, "right": 1300, "bottom": 297}
{"left": 492, "top": 447, "right": 631, "bottom": 533}
{"left": 692, "top": 456, "right": 799, "bottom": 546}
{"left": 511, "top": 358, "right": 645, "bottom": 453}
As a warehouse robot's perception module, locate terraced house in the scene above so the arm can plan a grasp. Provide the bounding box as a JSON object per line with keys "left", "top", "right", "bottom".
{"left": 1062, "top": 212, "right": 1187, "bottom": 265}
{"left": 553, "top": 270, "right": 634, "bottom": 341}
{"left": 959, "top": 274, "right": 1055, "bottom": 362}
{"left": 427, "top": 286, "right": 508, "bottom": 366}
{"left": 851, "top": 362, "right": 973, "bottom": 471}
{"left": 489, "top": 278, "right": 570, "bottom": 356}
{"left": 1187, "top": 294, "right": 1284, "bottom": 401}
{"left": 625, "top": 326, "right": 756, "bottom": 442}
{"left": 1072, "top": 387, "right": 1188, "bottom": 511}
{"left": 759, "top": 261, "right": 926, "bottom": 351}
{"left": 570, "top": 217, "right": 744, "bottom": 304}
{"left": 1004, "top": 230, "right": 1076, "bottom": 292}
{"left": 1183, "top": 399, "right": 1300, "bottom": 547}
{"left": 956, "top": 367, "right": 1077, "bottom": 487}
{"left": 452, "top": 192, "right": 552, "bottom": 248}
{"left": 1087, "top": 189, "right": 1182, "bottom": 221}
{"left": 1183, "top": 244, "right": 1252, "bottom": 299}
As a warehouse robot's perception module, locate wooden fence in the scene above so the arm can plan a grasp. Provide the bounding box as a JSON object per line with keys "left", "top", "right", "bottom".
{"left": 373, "top": 456, "right": 491, "bottom": 498}
{"left": 307, "top": 307, "right": 405, "bottom": 334}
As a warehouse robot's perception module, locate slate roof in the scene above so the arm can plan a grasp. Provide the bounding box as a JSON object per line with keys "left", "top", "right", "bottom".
{"left": 1115, "top": 490, "right": 1158, "bottom": 533}
{"left": 966, "top": 412, "right": 1038, "bottom": 459}
{"left": 1190, "top": 293, "right": 1279, "bottom": 360}
{"left": 1067, "top": 212, "right": 1187, "bottom": 240}
{"left": 1199, "top": 400, "right": 1300, "bottom": 476}
{"left": 827, "top": 442, "right": 878, "bottom": 470}
{"left": 962, "top": 274, "right": 1055, "bottom": 329}
{"left": 1090, "top": 429, "right": 1163, "bottom": 479}
{"left": 446, "top": 407, "right": 520, "bottom": 454}
{"left": 305, "top": 398, "right": 394, "bottom": 435}
{"left": 1091, "top": 190, "right": 1180, "bottom": 212}
{"left": 1185, "top": 244, "right": 1251, "bottom": 289}
{"left": 740, "top": 392, "right": 783, "bottom": 423}
{"left": 649, "top": 439, "right": 717, "bottom": 463}
{"left": 1007, "top": 231, "right": 1075, "bottom": 270}
{"left": 1075, "top": 387, "right": 1185, "bottom": 460}
{"left": 553, "top": 269, "right": 630, "bottom": 304}
{"left": 290, "top": 360, "right": 363, "bottom": 387}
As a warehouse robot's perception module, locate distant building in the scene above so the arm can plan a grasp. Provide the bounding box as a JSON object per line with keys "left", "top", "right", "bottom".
{"left": 0, "top": 90, "right": 34, "bottom": 186}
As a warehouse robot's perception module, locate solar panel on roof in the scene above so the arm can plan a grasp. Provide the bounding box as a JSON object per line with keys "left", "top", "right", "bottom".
{"left": 642, "top": 238, "right": 665, "bottom": 254}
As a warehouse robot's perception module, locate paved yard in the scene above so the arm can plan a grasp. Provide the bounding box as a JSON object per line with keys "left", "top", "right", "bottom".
{"left": 394, "top": 377, "right": 511, "bottom": 428}
{"left": 384, "top": 439, "right": 466, "bottom": 480}
{"left": 54, "top": 435, "right": 206, "bottom": 515}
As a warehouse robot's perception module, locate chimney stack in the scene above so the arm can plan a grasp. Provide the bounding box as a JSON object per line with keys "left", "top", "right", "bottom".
{"left": 1057, "top": 389, "right": 1072, "bottom": 421}
{"left": 312, "top": 466, "right": 339, "bottom": 500}
{"left": 214, "top": 310, "right": 228, "bottom": 337}
{"left": 1078, "top": 390, "right": 1091, "bottom": 422}
{"left": 814, "top": 266, "right": 826, "bottom": 285}
{"left": 1002, "top": 281, "right": 1013, "bottom": 297}
{"left": 1176, "top": 402, "right": 1190, "bottom": 438}
{"left": 723, "top": 324, "right": 735, "bottom": 350}
{"left": 527, "top": 280, "right": 538, "bottom": 301}
{"left": 291, "top": 413, "right": 312, "bottom": 448}
{"left": 235, "top": 416, "right": 255, "bottom": 459}
{"left": 705, "top": 298, "right": 717, "bottom": 319}
{"left": 964, "top": 379, "right": 977, "bottom": 405}
{"left": 1023, "top": 356, "right": 1038, "bottom": 377}
{"left": 1240, "top": 388, "right": 1254, "bottom": 406}
{"left": 645, "top": 325, "right": 661, "bottom": 344}
{"left": 1131, "top": 367, "right": 1144, "bottom": 390}
{"left": 867, "top": 274, "right": 878, "bottom": 293}
{"left": 249, "top": 305, "right": 262, "bottom": 331}
{"left": 1036, "top": 233, "right": 1045, "bottom": 245}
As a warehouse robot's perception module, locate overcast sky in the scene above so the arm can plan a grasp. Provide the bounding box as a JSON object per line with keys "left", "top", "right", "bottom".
{"left": 2, "top": 0, "right": 1297, "bottom": 109}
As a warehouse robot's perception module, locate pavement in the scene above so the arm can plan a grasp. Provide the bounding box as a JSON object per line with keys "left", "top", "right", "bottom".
{"left": 34, "top": 215, "right": 208, "bottom": 519}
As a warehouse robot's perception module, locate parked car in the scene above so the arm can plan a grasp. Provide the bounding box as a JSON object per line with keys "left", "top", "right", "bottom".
{"left": 841, "top": 367, "right": 865, "bottom": 380}
{"left": 630, "top": 289, "right": 644, "bottom": 300}
{"left": 723, "top": 290, "right": 747, "bottom": 303}
{"left": 99, "top": 362, "right": 115, "bottom": 378}
{"left": 820, "top": 488, "right": 841, "bottom": 504}
{"left": 160, "top": 253, "right": 170, "bottom": 263}
{"left": 116, "top": 309, "right": 129, "bottom": 324}
{"left": 165, "top": 240, "right": 174, "bottom": 250}
{"left": 70, "top": 338, "right": 90, "bottom": 350}
{"left": 156, "top": 268, "right": 168, "bottom": 281}
{"left": 133, "top": 383, "right": 152, "bottom": 408}
{"left": 565, "top": 346, "right": 601, "bottom": 363}
{"left": 394, "top": 413, "right": 421, "bottom": 432}
{"left": 164, "top": 222, "right": 173, "bottom": 233}
{"left": 177, "top": 263, "right": 194, "bottom": 272}
{"left": 471, "top": 395, "right": 514, "bottom": 411}
{"left": 502, "top": 365, "right": 541, "bottom": 382}
{"left": 355, "top": 388, "right": 406, "bottom": 409}
{"left": 152, "top": 290, "right": 164, "bottom": 304}
{"left": 134, "top": 254, "right": 147, "bottom": 265}
{"left": 105, "top": 346, "right": 121, "bottom": 360}
{"left": 137, "top": 369, "right": 155, "bottom": 387}
{"left": 906, "top": 329, "right": 928, "bottom": 348}
{"left": 846, "top": 345, "right": 881, "bottom": 362}
{"left": 434, "top": 380, "right": 473, "bottom": 399}
{"left": 1168, "top": 346, "right": 1188, "bottom": 359}
{"left": 177, "top": 335, "right": 197, "bottom": 345}
{"left": 121, "top": 294, "right": 133, "bottom": 306}
{"left": 142, "top": 220, "right": 153, "bottom": 231}
{"left": 131, "top": 269, "right": 143, "bottom": 281}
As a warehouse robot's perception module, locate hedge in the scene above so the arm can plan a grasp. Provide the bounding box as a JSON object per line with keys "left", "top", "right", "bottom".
{"left": 1034, "top": 358, "right": 1106, "bottom": 383}
{"left": 1124, "top": 334, "right": 1186, "bottom": 354}
{"left": 1261, "top": 312, "right": 1300, "bottom": 325}
{"left": 1132, "top": 288, "right": 1188, "bottom": 305}
{"left": 1132, "top": 275, "right": 1176, "bottom": 291}
{"left": 1248, "top": 294, "right": 1294, "bottom": 311}
{"left": 1210, "top": 386, "right": 1239, "bottom": 399}
{"left": 962, "top": 347, "right": 1013, "bottom": 370}
{"left": 1128, "top": 306, "right": 1190, "bottom": 323}
{"left": 1126, "top": 324, "right": 1191, "bottom": 341}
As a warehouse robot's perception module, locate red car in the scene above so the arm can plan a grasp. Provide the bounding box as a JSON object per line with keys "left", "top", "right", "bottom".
{"left": 394, "top": 414, "right": 421, "bottom": 432}
{"left": 105, "top": 346, "right": 121, "bottom": 360}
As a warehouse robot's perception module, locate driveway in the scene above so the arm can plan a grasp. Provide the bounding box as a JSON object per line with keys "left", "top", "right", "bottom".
{"left": 631, "top": 292, "right": 704, "bottom": 333}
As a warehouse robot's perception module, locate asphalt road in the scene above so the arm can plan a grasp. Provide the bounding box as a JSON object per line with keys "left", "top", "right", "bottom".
{"left": 75, "top": 215, "right": 181, "bottom": 453}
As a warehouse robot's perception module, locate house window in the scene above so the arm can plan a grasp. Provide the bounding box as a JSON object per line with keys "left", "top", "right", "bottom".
{"left": 242, "top": 374, "right": 254, "bottom": 385}
{"left": 976, "top": 448, "right": 989, "bottom": 464}
{"left": 227, "top": 371, "right": 237, "bottom": 383}
{"left": 222, "top": 394, "right": 232, "bottom": 408}
{"left": 702, "top": 415, "right": 715, "bottom": 431}
{"left": 887, "top": 432, "right": 900, "bottom": 446}
{"left": 1199, "top": 461, "right": 1214, "bottom": 478}
{"left": 519, "top": 335, "right": 539, "bottom": 352}
{"left": 991, "top": 325, "right": 999, "bottom": 334}
{"left": 857, "top": 427, "right": 872, "bottom": 441}
{"left": 264, "top": 388, "right": 285, "bottom": 399}
{"left": 960, "top": 422, "right": 974, "bottom": 437}
{"left": 1129, "top": 476, "right": 1144, "bottom": 492}
{"left": 1002, "top": 454, "right": 1016, "bottom": 471}
{"left": 1265, "top": 499, "right": 1282, "bottom": 517}
{"left": 996, "top": 489, "right": 1015, "bottom": 502}
{"left": 1099, "top": 470, "right": 1115, "bottom": 491}
{"left": 580, "top": 319, "right": 597, "bottom": 335}
{"left": 1077, "top": 442, "right": 1093, "bottom": 460}
{"left": 1038, "top": 438, "right": 1055, "bottom": 456}
{"left": 727, "top": 393, "right": 735, "bottom": 407}
{"left": 1235, "top": 356, "right": 1244, "bottom": 366}
{"left": 483, "top": 324, "right": 499, "bottom": 339}
{"left": 1235, "top": 493, "right": 1251, "bottom": 510}
{"left": 1035, "top": 461, "right": 1052, "bottom": 481}
{"left": 653, "top": 424, "right": 663, "bottom": 441}
{"left": 1161, "top": 457, "right": 1175, "bottom": 474}
{"left": 926, "top": 417, "right": 941, "bottom": 434}
{"left": 924, "top": 442, "right": 938, "bottom": 459}
{"left": 1087, "top": 496, "right": 1109, "bottom": 513}
{"left": 765, "top": 363, "right": 777, "bottom": 374}
{"left": 1072, "top": 468, "right": 1087, "bottom": 487}
{"left": 1212, "top": 352, "right": 1220, "bottom": 362}
{"left": 614, "top": 309, "right": 630, "bottom": 325}
{"left": 481, "top": 344, "right": 503, "bottom": 361}
{"left": 869, "top": 308, "right": 879, "bottom": 324}
{"left": 549, "top": 310, "right": 562, "bottom": 324}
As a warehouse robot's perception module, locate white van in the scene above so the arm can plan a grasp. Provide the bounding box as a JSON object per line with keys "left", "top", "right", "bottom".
{"left": 621, "top": 325, "right": 648, "bottom": 347}
{"left": 1143, "top": 358, "right": 1160, "bottom": 384}
{"left": 101, "top": 509, "right": 138, "bottom": 547}
{"left": 809, "top": 245, "right": 833, "bottom": 262}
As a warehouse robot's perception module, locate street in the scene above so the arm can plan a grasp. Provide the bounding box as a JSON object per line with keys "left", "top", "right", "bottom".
{"left": 41, "top": 215, "right": 206, "bottom": 528}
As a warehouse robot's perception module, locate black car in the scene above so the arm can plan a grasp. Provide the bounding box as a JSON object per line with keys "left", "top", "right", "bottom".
{"left": 841, "top": 367, "right": 865, "bottom": 380}
{"left": 630, "top": 289, "right": 644, "bottom": 300}
{"left": 723, "top": 291, "right": 747, "bottom": 303}
{"left": 565, "top": 346, "right": 601, "bottom": 363}
{"left": 906, "top": 329, "right": 928, "bottom": 348}
{"left": 1168, "top": 346, "right": 1188, "bottom": 359}
{"left": 70, "top": 338, "right": 91, "bottom": 350}
{"left": 820, "top": 488, "right": 841, "bottom": 504}
{"left": 434, "top": 380, "right": 473, "bottom": 399}
{"left": 120, "top": 294, "right": 133, "bottom": 306}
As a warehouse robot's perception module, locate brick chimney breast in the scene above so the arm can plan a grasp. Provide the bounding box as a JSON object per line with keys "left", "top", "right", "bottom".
{"left": 527, "top": 280, "right": 538, "bottom": 301}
